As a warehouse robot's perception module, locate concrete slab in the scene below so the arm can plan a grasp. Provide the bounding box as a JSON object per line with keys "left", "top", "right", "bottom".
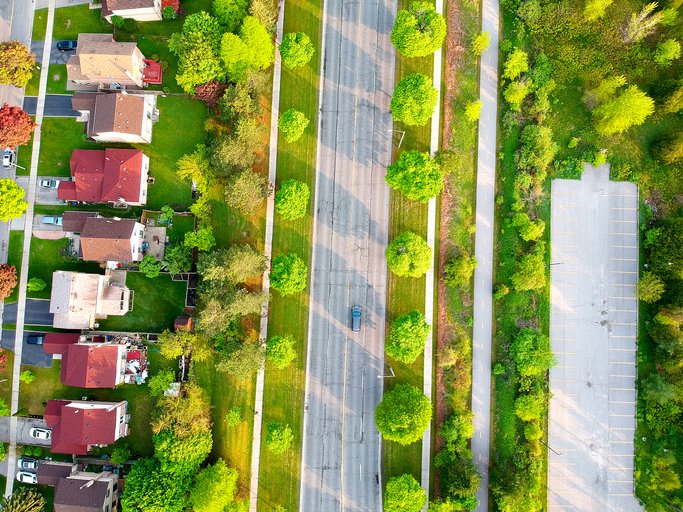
{"left": 548, "top": 164, "right": 643, "bottom": 512}
{"left": 34, "top": 178, "right": 63, "bottom": 205}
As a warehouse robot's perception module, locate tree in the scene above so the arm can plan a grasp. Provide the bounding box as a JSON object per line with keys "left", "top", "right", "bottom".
{"left": 510, "top": 243, "right": 546, "bottom": 291}
{"left": 176, "top": 145, "right": 215, "bottom": 195}
{"left": 653, "top": 131, "right": 683, "bottom": 164}
{"left": 390, "top": 73, "right": 438, "bottom": 126}
{"left": 0, "top": 42, "right": 35, "bottom": 87}
{"left": 621, "top": 2, "right": 664, "bottom": 43}
{"left": 153, "top": 382, "right": 213, "bottom": 438}
{"left": 148, "top": 369, "right": 175, "bottom": 397}
{"left": 502, "top": 48, "right": 528, "bottom": 80}
{"left": 266, "top": 334, "right": 297, "bottom": 369}
{"left": 139, "top": 254, "right": 162, "bottom": 278}
{"left": 0, "top": 488, "right": 46, "bottom": 512}
{"left": 386, "top": 311, "right": 430, "bottom": 364}
{"left": 158, "top": 329, "right": 213, "bottom": 362}
{"left": 189, "top": 459, "right": 239, "bottom": 512}
{"left": 270, "top": 254, "right": 308, "bottom": 295}
{"left": 654, "top": 39, "right": 681, "bottom": 68}
{"left": 0, "top": 104, "right": 35, "bottom": 149}
{"left": 433, "top": 451, "right": 480, "bottom": 509}
{"left": 650, "top": 218, "right": 683, "bottom": 278}
{"left": 511, "top": 212, "right": 545, "bottom": 241}
{"left": 225, "top": 406, "right": 243, "bottom": 428}
{"left": 440, "top": 411, "right": 474, "bottom": 452}
{"left": 198, "top": 286, "right": 268, "bottom": 336}
{"left": 216, "top": 340, "right": 265, "bottom": 379}
{"left": 0, "top": 399, "right": 10, "bottom": 417}
{"left": 385, "top": 150, "right": 444, "bottom": 202}
{"left": 221, "top": 17, "right": 274, "bottom": 81}
{"left": 162, "top": 244, "right": 192, "bottom": 274}
{"left": 213, "top": 0, "right": 249, "bottom": 32}
{"left": 514, "top": 393, "right": 543, "bottom": 421}
{"left": 275, "top": 179, "right": 310, "bottom": 220}
{"left": 218, "top": 77, "right": 264, "bottom": 125}
{"left": 249, "top": 0, "right": 277, "bottom": 33}
{"left": 444, "top": 255, "right": 477, "bottom": 287}
{"left": 470, "top": 32, "right": 489, "bottom": 56}
{"left": 184, "top": 227, "right": 217, "bottom": 252}
{"left": 390, "top": 2, "right": 446, "bottom": 58}
{"left": 110, "top": 443, "right": 132, "bottom": 465}
{"left": 0, "top": 264, "right": 17, "bottom": 301}
{"left": 278, "top": 108, "right": 309, "bottom": 143}
{"left": 503, "top": 79, "right": 532, "bottom": 111}
{"left": 266, "top": 421, "right": 294, "bottom": 454}
{"left": 0, "top": 179, "right": 27, "bottom": 222}
{"left": 464, "top": 100, "right": 482, "bottom": 122}
{"left": 510, "top": 328, "right": 556, "bottom": 378}
{"left": 193, "top": 80, "right": 228, "bottom": 108}
{"left": 584, "top": 0, "right": 614, "bottom": 21}
{"left": 384, "top": 474, "right": 426, "bottom": 512}
{"left": 386, "top": 231, "right": 432, "bottom": 277}
{"left": 26, "top": 277, "right": 46, "bottom": 292}
{"left": 225, "top": 169, "right": 269, "bottom": 215}
{"left": 639, "top": 272, "right": 665, "bottom": 303}
{"left": 279, "top": 32, "right": 315, "bottom": 69}
{"left": 211, "top": 117, "right": 265, "bottom": 175}
{"left": 518, "top": 124, "right": 557, "bottom": 174}
{"left": 19, "top": 370, "right": 35, "bottom": 384}
{"left": 198, "top": 245, "right": 265, "bottom": 284}
{"left": 375, "top": 384, "right": 431, "bottom": 445}
{"left": 662, "top": 81, "right": 683, "bottom": 114}
{"left": 121, "top": 458, "right": 189, "bottom": 512}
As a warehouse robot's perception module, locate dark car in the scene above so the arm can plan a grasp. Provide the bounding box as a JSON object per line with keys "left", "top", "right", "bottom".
{"left": 26, "top": 334, "right": 45, "bottom": 345}
{"left": 351, "top": 305, "right": 362, "bottom": 332}
{"left": 56, "top": 40, "right": 77, "bottom": 51}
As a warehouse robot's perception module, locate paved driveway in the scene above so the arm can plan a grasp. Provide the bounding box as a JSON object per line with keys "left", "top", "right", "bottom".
{"left": 23, "top": 95, "right": 78, "bottom": 117}
{"left": 3, "top": 299, "right": 53, "bottom": 326}
{"left": 0, "top": 329, "right": 54, "bottom": 368}
{"left": 548, "top": 164, "right": 642, "bottom": 511}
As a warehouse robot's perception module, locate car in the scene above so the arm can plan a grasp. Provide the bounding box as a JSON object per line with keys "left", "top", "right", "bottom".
{"left": 41, "top": 215, "right": 63, "bottom": 226}
{"left": 26, "top": 334, "right": 45, "bottom": 345}
{"left": 28, "top": 427, "right": 51, "bottom": 440}
{"left": 56, "top": 40, "right": 77, "bottom": 51}
{"left": 18, "top": 458, "right": 39, "bottom": 470}
{"left": 351, "top": 305, "right": 362, "bottom": 332}
{"left": 16, "top": 471, "right": 37, "bottom": 484}
{"left": 2, "top": 148, "right": 13, "bottom": 168}
{"left": 38, "top": 179, "right": 59, "bottom": 189}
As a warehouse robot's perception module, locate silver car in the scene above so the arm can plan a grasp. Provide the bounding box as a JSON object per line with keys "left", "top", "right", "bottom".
{"left": 2, "top": 148, "right": 12, "bottom": 168}
{"left": 39, "top": 179, "right": 59, "bottom": 189}
{"left": 42, "top": 216, "right": 63, "bottom": 226}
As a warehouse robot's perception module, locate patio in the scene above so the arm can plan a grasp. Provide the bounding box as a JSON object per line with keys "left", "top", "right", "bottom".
{"left": 143, "top": 226, "right": 167, "bottom": 260}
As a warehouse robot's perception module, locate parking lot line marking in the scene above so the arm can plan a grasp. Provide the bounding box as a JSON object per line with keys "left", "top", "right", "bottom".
{"left": 609, "top": 349, "right": 636, "bottom": 353}
{"left": 611, "top": 322, "right": 637, "bottom": 326}
{"left": 610, "top": 258, "right": 637, "bottom": 261}
{"left": 610, "top": 334, "right": 636, "bottom": 338}
{"left": 610, "top": 414, "right": 635, "bottom": 417}
{"left": 609, "top": 270, "right": 638, "bottom": 274}
{"left": 608, "top": 467, "right": 634, "bottom": 470}
{"left": 609, "top": 362, "right": 635, "bottom": 366}
{"left": 608, "top": 479, "right": 634, "bottom": 483}
{"left": 610, "top": 245, "right": 638, "bottom": 248}
{"left": 612, "top": 219, "right": 637, "bottom": 223}
{"left": 611, "top": 401, "right": 636, "bottom": 404}
{"left": 610, "top": 283, "right": 637, "bottom": 287}
{"left": 610, "top": 374, "right": 636, "bottom": 378}
{"left": 610, "top": 207, "right": 638, "bottom": 211}
{"left": 608, "top": 493, "right": 636, "bottom": 497}
{"left": 611, "top": 309, "right": 637, "bottom": 313}
{"left": 609, "top": 440, "right": 633, "bottom": 444}
{"left": 609, "top": 427, "right": 635, "bottom": 431}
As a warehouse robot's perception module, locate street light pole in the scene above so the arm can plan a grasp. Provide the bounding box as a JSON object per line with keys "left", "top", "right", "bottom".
{"left": 377, "top": 367, "right": 395, "bottom": 379}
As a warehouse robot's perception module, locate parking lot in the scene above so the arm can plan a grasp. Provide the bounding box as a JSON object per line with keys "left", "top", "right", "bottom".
{"left": 548, "top": 164, "right": 642, "bottom": 511}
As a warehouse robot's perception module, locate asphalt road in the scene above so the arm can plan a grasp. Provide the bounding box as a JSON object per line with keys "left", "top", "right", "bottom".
{"left": 23, "top": 94, "right": 78, "bottom": 117}
{"left": 299, "top": 0, "right": 395, "bottom": 508}
{"left": 3, "top": 299, "right": 53, "bottom": 326}
{"left": 0, "top": 0, "right": 35, "bottom": 108}
{"left": 0, "top": 329, "right": 54, "bottom": 367}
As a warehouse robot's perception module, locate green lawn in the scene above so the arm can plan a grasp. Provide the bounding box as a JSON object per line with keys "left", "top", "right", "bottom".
{"left": 258, "top": 0, "right": 322, "bottom": 508}
{"left": 32, "top": 9, "right": 47, "bottom": 41}
{"left": 52, "top": 5, "right": 112, "bottom": 41}
{"left": 167, "top": 213, "right": 196, "bottom": 244}
{"left": 5, "top": 231, "right": 24, "bottom": 304}
{"left": 15, "top": 118, "right": 35, "bottom": 177}
{"left": 37, "top": 118, "right": 102, "bottom": 177}
{"left": 46, "top": 64, "right": 68, "bottom": 94}
{"left": 0, "top": 351, "right": 14, "bottom": 407}
{"left": 25, "top": 68, "right": 40, "bottom": 97}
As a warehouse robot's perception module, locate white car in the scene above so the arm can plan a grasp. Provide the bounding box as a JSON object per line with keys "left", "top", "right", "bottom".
{"left": 18, "top": 458, "right": 39, "bottom": 470}
{"left": 15, "top": 471, "right": 37, "bottom": 484}
{"left": 2, "top": 148, "right": 12, "bottom": 168}
{"left": 38, "top": 179, "right": 59, "bottom": 189}
{"left": 28, "top": 427, "right": 51, "bottom": 440}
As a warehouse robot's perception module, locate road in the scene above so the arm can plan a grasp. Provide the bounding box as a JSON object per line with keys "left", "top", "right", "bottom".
{"left": 299, "top": 0, "right": 394, "bottom": 508}
{"left": 3, "top": 299, "right": 53, "bottom": 326}
{"left": 23, "top": 94, "right": 78, "bottom": 117}
{"left": 471, "top": 0, "right": 500, "bottom": 510}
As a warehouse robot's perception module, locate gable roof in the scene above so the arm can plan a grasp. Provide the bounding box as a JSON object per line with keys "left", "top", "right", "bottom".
{"left": 92, "top": 93, "right": 145, "bottom": 136}
{"left": 43, "top": 332, "right": 81, "bottom": 355}
{"left": 80, "top": 217, "right": 139, "bottom": 262}
{"left": 61, "top": 344, "right": 121, "bottom": 388}
{"left": 54, "top": 478, "right": 110, "bottom": 512}
{"left": 62, "top": 211, "right": 99, "bottom": 233}
{"left": 59, "top": 149, "right": 145, "bottom": 204}
{"left": 102, "top": 0, "right": 156, "bottom": 16}
{"left": 36, "top": 462, "right": 75, "bottom": 487}
{"left": 67, "top": 33, "right": 140, "bottom": 83}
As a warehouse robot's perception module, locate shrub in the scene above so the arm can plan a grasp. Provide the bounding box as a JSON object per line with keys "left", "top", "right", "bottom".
{"left": 386, "top": 231, "right": 432, "bottom": 277}
{"left": 266, "top": 334, "right": 297, "bottom": 369}
{"left": 275, "top": 179, "right": 310, "bottom": 220}
{"left": 654, "top": 39, "right": 681, "bottom": 68}
{"left": 266, "top": 421, "right": 294, "bottom": 454}
{"left": 110, "top": 443, "right": 131, "bottom": 465}
{"left": 279, "top": 32, "right": 315, "bottom": 69}
{"left": 278, "top": 108, "right": 309, "bottom": 143}
{"left": 110, "top": 15, "right": 125, "bottom": 28}
{"left": 470, "top": 32, "right": 489, "bottom": 56}
{"left": 639, "top": 272, "right": 665, "bottom": 303}
{"left": 270, "top": 253, "right": 308, "bottom": 295}
{"left": 148, "top": 369, "right": 175, "bottom": 397}
{"left": 464, "top": 100, "right": 482, "bottom": 122}
{"left": 162, "top": 6, "right": 177, "bottom": 20}
{"left": 19, "top": 369, "right": 35, "bottom": 384}
{"left": 139, "top": 254, "right": 162, "bottom": 278}
{"left": 384, "top": 474, "right": 426, "bottom": 512}
{"left": 444, "top": 256, "right": 477, "bottom": 287}
{"left": 225, "top": 406, "right": 244, "bottom": 428}
{"left": 386, "top": 311, "right": 430, "bottom": 364}
{"left": 26, "top": 277, "right": 46, "bottom": 292}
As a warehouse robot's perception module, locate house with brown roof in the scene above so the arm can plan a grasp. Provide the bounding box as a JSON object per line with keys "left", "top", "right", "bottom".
{"left": 43, "top": 332, "right": 149, "bottom": 387}
{"left": 72, "top": 91, "right": 157, "bottom": 144}
{"left": 49, "top": 270, "right": 131, "bottom": 329}
{"left": 102, "top": 0, "right": 163, "bottom": 21}
{"left": 61, "top": 214, "right": 145, "bottom": 263}
{"left": 44, "top": 400, "right": 129, "bottom": 455}
{"left": 58, "top": 149, "right": 150, "bottom": 206}
{"left": 37, "top": 462, "right": 120, "bottom": 512}
{"left": 67, "top": 33, "right": 161, "bottom": 91}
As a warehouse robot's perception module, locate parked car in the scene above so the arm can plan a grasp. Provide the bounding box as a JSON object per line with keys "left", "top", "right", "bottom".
{"left": 18, "top": 458, "right": 39, "bottom": 470}
{"left": 56, "top": 40, "right": 77, "bottom": 51}
{"left": 26, "top": 334, "right": 45, "bottom": 345}
{"left": 41, "top": 216, "right": 63, "bottom": 226}
{"left": 38, "top": 179, "right": 58, "bottom": 189}
{"left": 28, "top": 427, "right": 51, "bottom": 440}
{"left": 2, "top": 148, "right": 13, "bottom": 168}
{"left": 351, "top": 305, "right": 362, "bottom": 332}
{"left": 15, "top": 471, "right": 37, "bottom": 484}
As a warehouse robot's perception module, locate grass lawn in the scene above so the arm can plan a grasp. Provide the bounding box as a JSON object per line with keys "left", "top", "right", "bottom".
{"left": 0, "top": 351, "right": 14, "bottom": 406}
{"left": 5, "top": 231, "right": 24, "bottom": 304}
{"left": 37, "top": 118, "right": 102, "bottom": 177}
{"left": 32, "top": 9, "right": 47, "bottom": 41}
{"left": 167, "top": 214, "right": 196, "bottom": 244}
{"left": 16, "top": 118, "right": 35, "bottom": 177}
{"left": 98, "top": 272, "right": 187, "bottom": 333}
{"left": 46, "top": 64, "right": 68, "bottom": 94}
{"left": 52, "top": 5, "right": 112, "bottom": 41}
{"left": 258, "top": 0, "right": 322, "bottom": 508}
{"left": 26, "top": 68, "right": 40, "bottom": 97}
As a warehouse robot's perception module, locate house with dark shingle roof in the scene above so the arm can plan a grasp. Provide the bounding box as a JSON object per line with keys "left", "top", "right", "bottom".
{"left": 37, "top": 462, "right": 119, "bottom": 512}
{"left": 72, "top": 91, "right": 157, "bottom": 144}
{"left": 61, "top": 214, "right": 145, "bottom": 263}
{"left": 58, "top": 148, "right": 149, "bottom": 206}
{"left": 44, "top": 400, "right": 129, "bottom": 455}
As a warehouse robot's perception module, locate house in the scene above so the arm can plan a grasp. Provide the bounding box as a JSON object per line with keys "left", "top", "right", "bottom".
{"left": 61, "top": 213, "right": 145, "bottom": 263}
{"left": 43, "top": 332, "right": 149, "bottom": 387}
{"left": 49, "top": 270, "right": 131, "bottom": 329}
{"left": 72, "top": 91, "right": 158, "bottom": 144}
{"left": 67, "top": 33, "right": 162, "bottom": 91}
{"left": 44, "top": 399, "right": 129, "bottom": 455}
{"left": 38, "top": 462, "right": 120, "bottom": 512}
{"left": 57, "top": 149, "right": 150, "bottom": 206}
{"left": 102, "top": 0, "right": 162, "bottom": 21}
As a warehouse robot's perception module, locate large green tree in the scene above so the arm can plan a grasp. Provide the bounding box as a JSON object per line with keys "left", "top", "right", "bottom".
{"left": 270, "top": 253, "right": 308, "bottom": 295}
{"left": 386, "top": 310, "right": 430, "bottom": 364}
{"left": 216, "top": 340, "right": 265, "bottom": 379}
{"left": 188, "top": 459, "right": 239, "bottom": 512}
{"left": 213, "top": 0, "right": 249, "bottom": 32}
{"left": 592, "top": 85, "right": 654, "bottom": 135}
{"left": 639, "top": 271, "right": 665, "bottom": 303}
{"left": 221, "top": 17, "right": 274, "bottom": 81}
{"left": 121, "top": 458, "right": 189, "bottom": 512}
{"left": 384, "top": 474, "right": 427, "bottom": 512}
{"left": 502, "top": 48, "right": 529, "bottom": 80}
{"left": 510, "top": 244, "right": 546, "bottom": 291}
{"left": 266, "top": 334, "right": 297, "bottom": 369}
{"left": 510, "top": 328, "right": 556, "bottom": 378}
{"left": 0, "top": 42, "right": 35, "bottom": 87}
{"left": 211, "top": 117, "right": 265, "bottom": 175}
{"left": 198, "top": 244, "right": 265, "bottom": 284}
{"left": 517, "top": 124, "right": 557, "bottom": 174}
{"left": 0, "top": 179, "right": 27, "bottom": 222}
{"left": 224, "top": 169, "right": 269, "bottom": 214}
{"left": 390, "top": 73, "right": 438, "bottom": 126}
{"left": 266, "top": 421, "right": 294, "bottom": 454}
{"left": 650, "top": 218, "right": 683, "bottom": 278}
{"left": 385, "top": 150, "right": 444, "bottom": 202}
{"left": 584, "top": 0, "right": 614, "bottom": 21}
{"left": 278, "top": 108, "right": 309, "bottom": 143}
{"left": 390, "top": 2, "right": 446, "bottom": 57}
{"left": 275, "top": 179, "right": 310, "bottom": 220}
{"left": 157, "top": 330, "right": 213, "bottom": 363}
{"left": 279, "top": 32, "right": 315, "bottom": 69}
{"left": 375, "top": 384, "right": 432, "bottom": 445}
{"left": 386, "top": 231, "right": 432, "bottom": 277}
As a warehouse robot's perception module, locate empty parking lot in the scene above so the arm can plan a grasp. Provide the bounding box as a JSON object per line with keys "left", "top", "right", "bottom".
{"left": 548, "top": 164, "right": 642, "bottom": 511}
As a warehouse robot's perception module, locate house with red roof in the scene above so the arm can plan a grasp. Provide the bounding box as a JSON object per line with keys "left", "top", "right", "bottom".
{"left": 43, "top": 332, "right": 148, "bottom": 388}
{"left": 58, "top": 149, "right": 149, "bottom": 206}
{"left": 44, "top": 400, "right": 129, "bottom": 455}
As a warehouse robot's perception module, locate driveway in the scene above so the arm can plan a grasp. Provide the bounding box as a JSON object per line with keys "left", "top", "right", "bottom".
{"left": 33, "top": 179, "right": 64, "bottom": 205}
{"left": 0, "top": 417, "right": 52, "bottom": 446}
{"left": 0, "top": 329, "right": 55, "bottom": 368}
{"left": 3, "top": 299, "right": 53, "bottom": 327}
{"left": 23, "top": 95, "right": 78, "bottom": 117}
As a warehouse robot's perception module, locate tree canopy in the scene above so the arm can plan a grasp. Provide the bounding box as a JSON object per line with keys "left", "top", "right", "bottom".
{"left": 443, "top": 255, "right": 477, "bottom": 287}
{"left": 390, "top": 2, "right": 446, "bottom": 57}
{"left": 510, "top": 244, "right": 546, "bottom": 291}
{"left": 386, "top": 231, "right": 432, "bottom": 277}
{"left": 139, "top": 254, "right": 162, "bottom": 278}
{"left": 270, "top": 253, "right": 308, "bottom": 295}
{"left": 266, "top": 334, "right": 298, "bottom": 369}
{"left": 188, "top": 459, "right": 239, "bottom": 512}
{"left": 275, "top": 179, "right": 310, "bottom": 220}
{"left": 0, "top": 488, "right": 46, "bottom": 512}
{"left": 0, "top": 265, "right": 17, "bottom": 301}
{"left": 385, "top": 150, "right": 444, "bottom": 202}
{"left": 592, "top": 85, "right": 654, "bottom": 135}
{"left": 0, "top": 104, "right": 36, "bottom": 148}
{"left": 650, "top": 218, "right": 683, "bottom": 279}
{"left": 0, "top": 42, "right": 35, "bottom": 87}
{"left": 224, "top": 169, "right": 269, "bottom": 214}
{"left": 510, "top": 328, "right": 556, "bottom": 378}
{"left": 158, "top": 330, "right": 213, "bottom": 363}
{"left": 221, "top": 17, "right": 274, "bottom": 81}
{"left": 198, "top": 244, "right": 265, "bottom": 284}
{"left": 279, "top": 32, "right": 315, "bottom": 69}
{"left": 278, "top": 108, "right": 309, "bottom": 143}
{"left": 213, "top": 0, "right": 249, "bottom": 32}
{"left": 266, "top": 421, "right": 294, "bottom": 454}
{"left": 390, "top": 73, "right": 438, "bottom": 126}
{"left": 502, "top": 48, "right": 529, "bottom": 80}
{"left": 375, "top": 384, "right": 432, "bottom": 445}
{"left": 386, "top": 310, "right": 430, "bottom": 364}
{"left": 184, "top": 226, "right": 217, "bottom": 252}
{"left": 384, "top": 474, "right": 427, "bottom": 512}
{"left": 121, "top": 458, "right": 189, "bottom": 512}
{"left": 0, "top": 179, "right": 27, "bottom": 222}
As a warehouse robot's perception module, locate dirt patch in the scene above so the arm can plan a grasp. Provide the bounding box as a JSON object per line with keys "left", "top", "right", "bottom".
{"left": 441, "top": 0, "right": 468, "bottom": 148}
